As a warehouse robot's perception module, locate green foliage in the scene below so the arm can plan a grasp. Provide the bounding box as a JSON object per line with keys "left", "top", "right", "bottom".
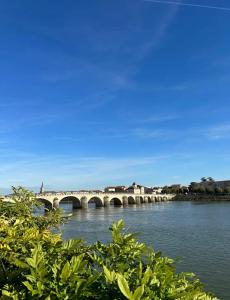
{"left": 197, "top": 186, "right": 206, "bottom": 193}
{"left": 205, "top": 186, "right": 215, "bottom": 194}
{"left": 214, "top": 187, "right": 223, "bottom": 194}
{"left": 223, "top": 187, "right": 230, "bottom": 194}
{"left": 201, "top": 177, "right": 207, "bottom": 182}
{"left": 0, "top": 187, "right": 218, "bottom": 299}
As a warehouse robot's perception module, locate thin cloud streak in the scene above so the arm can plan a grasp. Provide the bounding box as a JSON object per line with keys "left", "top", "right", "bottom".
{"left": 144, "top": 0, "right": 230, "bottom": 12}
{"left": 0, "top": 154, "right": 172, "bottom": 190}
{"left": 136, "top": 3, "right": 178, "bottom": 60}
{"left": 136, "top": 114, "right": 179, "bottom": 123}
{"left": 0, "top": 113, "right": 64, "bottom": 134}
{"left": 206, "top": 124, "right": 230, "bottom": 140}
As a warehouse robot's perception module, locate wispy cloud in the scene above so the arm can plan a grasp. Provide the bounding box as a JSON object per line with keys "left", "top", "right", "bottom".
{"left": 136, "top": 2, "right": 178, "bottom": 60}
{"left": 132, "top": 128, "right": 171, "bottom": 139}
{"left": 0, "top": 98, "right": 43, "bottom": 109}
{"left": 0, "top": 112, "right": 65, "bottom": 134}
{"left": 0, "top": 154, "right": 172, "bottom": 191}
{"left": 37, "top": 1, "right": 179, "bottom": 94}
{"left": 134, "top": 114, "right": 179, "bottom": 124}
{"left": 206, "top": 123, "right": 230, "bottom": 140}
{"left": 144, "top": 0, "right": 230, "bottom": 12}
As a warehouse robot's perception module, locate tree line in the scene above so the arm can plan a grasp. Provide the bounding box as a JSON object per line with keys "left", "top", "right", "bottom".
{"left": 162, "top": 177, "right": 230, "bottom": 195}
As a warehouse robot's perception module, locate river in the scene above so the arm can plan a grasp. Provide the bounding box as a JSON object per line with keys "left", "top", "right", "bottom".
{"left": 60, "top": 201, "right": 230, "bottom": 299}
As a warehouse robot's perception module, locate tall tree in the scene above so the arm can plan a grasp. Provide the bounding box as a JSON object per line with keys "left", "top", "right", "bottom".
{"left": 207, "top": 177, "right": 215, "bottom": 182}
{"left": 201, "top": 177, "right": 207, "bottom": 182}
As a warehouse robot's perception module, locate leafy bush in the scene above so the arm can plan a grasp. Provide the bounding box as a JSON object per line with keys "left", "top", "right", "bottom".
{"left": 0, "top": 188, "right": 218, "bottom": 299}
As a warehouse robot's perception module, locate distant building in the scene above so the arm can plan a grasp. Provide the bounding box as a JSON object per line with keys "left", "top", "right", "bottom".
{"left": 126, "top": 182, "right": 145, "bottom": 194}
{"left": 152, "top": 187, "right": 163, "bottom": 194}
{"left": 104, "top": 186, "right": 127, "bottom": 193}
{"left": 115, "top": 186, "right": 127, "bottom": 193}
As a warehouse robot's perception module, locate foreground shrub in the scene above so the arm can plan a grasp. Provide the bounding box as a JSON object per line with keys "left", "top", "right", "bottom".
{"left": 0, "top": 188, "right": 217, "bottom": 299}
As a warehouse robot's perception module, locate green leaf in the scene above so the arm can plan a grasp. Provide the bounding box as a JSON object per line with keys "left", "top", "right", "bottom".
{"left": 117, "top": 274, "right": 132, "bottom": 299}
{"left": 13, "top": 258, "right": 29, "bottom": 269}
{"left": 133, "top": 285, "right": 145, "bottom": 300}
{"left": 60, "top": 261, "right": 71, "bottom": 281}
{"left": 103, "top": 265, "right": 116, "bottom": 283}
{"left": 26, "top": 257, "right": 36, "bottom": 269}
{"left": 23, "top": 281, "right": 35, "bottom": 293}
{"left": 2, "top": 290, "right": 12, "bottom": 297}
{"left": 70, "top": 254, "right": 85, "bottom": 273}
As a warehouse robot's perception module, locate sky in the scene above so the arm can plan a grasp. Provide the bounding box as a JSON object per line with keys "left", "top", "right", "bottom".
{"left": 0, "top": 0, "right": 230, "bottom": 193}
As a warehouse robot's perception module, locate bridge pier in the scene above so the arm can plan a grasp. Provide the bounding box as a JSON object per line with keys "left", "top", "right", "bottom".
{"left": 143, "top": 196, "right": 148, "bottom": 203}
{"left": 81, "top": 197, "right": 88, "bottom": 209}
{"left": 135, "top": 196, "right": 141, "bottom": 205}
{"left": 122, "top": 196, "right": 128, "bottom": 206}
{"left": 53, "top": 198, "right": 59, "bottom": 210}
{"left": 104, "top": 196, "right": 110, "bottom": 207}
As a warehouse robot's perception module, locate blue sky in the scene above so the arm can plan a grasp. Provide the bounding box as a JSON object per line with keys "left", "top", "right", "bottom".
{"left": 1, "top": 0, "right": 230, "bottom": 193}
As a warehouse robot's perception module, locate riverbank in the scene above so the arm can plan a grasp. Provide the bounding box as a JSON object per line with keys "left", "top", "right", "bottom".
{"left": 174, "top": 194, "right": 230, "bottom": 201}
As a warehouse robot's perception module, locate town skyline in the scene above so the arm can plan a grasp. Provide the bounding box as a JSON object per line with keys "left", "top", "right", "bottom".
{"left": 2, "top": 176, "right": 230, "bottom": 196}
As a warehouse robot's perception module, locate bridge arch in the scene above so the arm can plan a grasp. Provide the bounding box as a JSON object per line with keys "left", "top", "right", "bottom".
{"left": 110, "top": 197, "right": 122, "bottom": 206}
{"left": 128, "top": 196, "right": 135, "bottom": 204}
{"left": 140, "top": 196, "right": 144, "bottom": 204}
{"left": 36, "top": 198, "right": 53, "bottom": 211}
{"left": 88, "top": 196, "right": 104, "bottom": 208}
{"left": 59, "top": 196, "right": 81, "bottom": 209}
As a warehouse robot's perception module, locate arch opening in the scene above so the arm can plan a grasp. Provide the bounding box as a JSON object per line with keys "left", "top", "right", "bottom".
{"left": 88, "top": 197, "right": 103, "bottom": 208}
{"left": 59, "top": 196, "right": 81, "bottom": 210}
{"left": 110, "top": 197, "right": 122, "bottom": 206}
{"left": 36, "top": 198, "right": 53, "bottom": 212}
{"left": 148, "top": 197, "right": 151, "bottom": 203}
{"left": 140, "top": 196, "right": 144, "bottom": 204}
{"left": 128, "top": 196, "right": 135, "bottom": 205}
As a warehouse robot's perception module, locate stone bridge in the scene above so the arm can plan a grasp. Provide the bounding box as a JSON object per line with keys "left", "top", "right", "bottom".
{"left": 35, "top": 191, "right": 175, "bottom": 210}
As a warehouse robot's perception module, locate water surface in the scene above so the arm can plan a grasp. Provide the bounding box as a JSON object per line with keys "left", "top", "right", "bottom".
{"left": 60, "top": 201, "right": 230, "bottom": 299}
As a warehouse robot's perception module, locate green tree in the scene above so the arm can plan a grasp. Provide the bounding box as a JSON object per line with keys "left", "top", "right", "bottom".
{"left": 189, "top": 182, "right": 199, "bottom": 193}
{"left": 198, "top": 186, "right": 206, "bottom": 193}
{"left": 207, "top": 177, "right": 215, "bottom": 182}
{"left": 201, "top": 177, "right": 207, "bottom": 182}
{"left": 215, "top": 187, "right": 223, "bottom": 194}
{"left": 223, "top": 187, "right": 230, "bottom": 194}
{"left": 161, "top": 186, "right": 170, "bottom": 194}
{"left": 180, "top": 186, "right": 189, "bottom": 194}
{"left": 206, "top": 186, "right": 215, "bottom": 194}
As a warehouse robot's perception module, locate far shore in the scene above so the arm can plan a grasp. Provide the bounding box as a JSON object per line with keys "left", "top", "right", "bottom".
{"left": 174, "top": 193, "right": 230, "bottom": 201}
